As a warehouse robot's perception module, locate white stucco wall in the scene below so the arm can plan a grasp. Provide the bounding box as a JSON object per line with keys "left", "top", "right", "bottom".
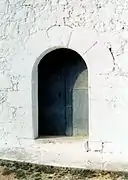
{"left": 0, "top": 0, "right": 128, "bottom": 153}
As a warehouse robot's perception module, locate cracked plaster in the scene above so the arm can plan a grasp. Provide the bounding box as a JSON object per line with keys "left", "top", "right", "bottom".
{"left": 0, "top": 0, "right": 128, "bottom": 154}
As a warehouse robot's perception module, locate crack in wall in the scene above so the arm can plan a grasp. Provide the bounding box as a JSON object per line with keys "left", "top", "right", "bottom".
{"left": 66, "top": 30, "right": 72, "bottom": 47}
{"left": 83, "top": 41, "right": 98, "bottom": 55}
{"left": 108, "top": 46, "right": 117, "bottom": 72}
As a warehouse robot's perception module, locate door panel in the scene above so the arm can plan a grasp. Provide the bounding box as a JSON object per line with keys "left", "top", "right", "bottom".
{"left": 39, "top": 68, "right": 66, "bottom": 135}
{"left": 66, "top": 60, "right": 88, "bottom": 136}
{"left": 73, "top": 89, "right": 88, "bottom": 136}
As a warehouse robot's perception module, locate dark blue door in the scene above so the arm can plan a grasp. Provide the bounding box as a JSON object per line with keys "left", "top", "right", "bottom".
{"left": 39, "top": 68, "right": 66, "bottom": 135}
{"left": 38, "top": 49, "right": 88, "bottom": 137}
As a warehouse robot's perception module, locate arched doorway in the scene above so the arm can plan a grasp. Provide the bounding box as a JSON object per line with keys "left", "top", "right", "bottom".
{"left": 38, "top": 48, "right": 88, "bottom": 137}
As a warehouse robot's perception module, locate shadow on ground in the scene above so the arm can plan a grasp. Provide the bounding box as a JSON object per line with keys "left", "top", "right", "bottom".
{"left": 0, "top": 159, "right": 128, "bottom": 180}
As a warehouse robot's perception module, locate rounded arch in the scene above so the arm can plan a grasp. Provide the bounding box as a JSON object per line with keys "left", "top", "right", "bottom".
{"left": 32, "top": 46, "right": 90, "bottom": 71}
{"left": 32, "top": 47, "right": 89, "bottom": 138}
{"left": 30, "top": 27, "right": 113, "bottom": 139}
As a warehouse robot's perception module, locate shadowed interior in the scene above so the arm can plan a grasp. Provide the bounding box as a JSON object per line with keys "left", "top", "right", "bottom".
{"left": 38, "top": 48, "right": 88, "bottom": 137}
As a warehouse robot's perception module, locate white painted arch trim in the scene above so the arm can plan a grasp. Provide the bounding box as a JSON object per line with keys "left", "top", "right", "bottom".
{"left": 31, "top": 26, "right": 113, "bottom": 139}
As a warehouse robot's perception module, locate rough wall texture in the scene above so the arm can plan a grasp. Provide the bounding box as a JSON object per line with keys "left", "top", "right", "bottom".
{"left": 0, "top": 0, "right": 128, "bottom": 152}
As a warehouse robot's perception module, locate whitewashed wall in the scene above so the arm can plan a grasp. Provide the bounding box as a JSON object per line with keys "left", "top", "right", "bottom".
{"left": 0, "top": 0, "right": 128, "bottom": 153}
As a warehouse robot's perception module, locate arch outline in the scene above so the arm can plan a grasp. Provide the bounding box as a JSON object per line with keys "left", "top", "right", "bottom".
{"left": 31, "top": 27, "right": 112, "bottom": 139}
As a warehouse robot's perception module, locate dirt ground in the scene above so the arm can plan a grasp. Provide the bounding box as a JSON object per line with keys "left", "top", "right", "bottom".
{"left": 0, "top": 160, "right": 128, "bottom": 180}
